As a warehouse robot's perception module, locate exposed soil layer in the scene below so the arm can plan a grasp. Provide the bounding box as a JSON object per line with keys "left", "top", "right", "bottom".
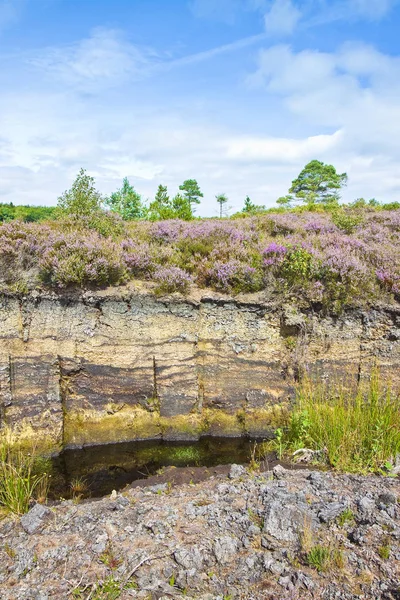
{"left": 1, "top": 287, "right": 399, "bottom": 452}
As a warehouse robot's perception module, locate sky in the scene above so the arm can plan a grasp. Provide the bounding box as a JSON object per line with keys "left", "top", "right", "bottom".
{"left": 1, "top": 0, "right": 400, "bottom": 215}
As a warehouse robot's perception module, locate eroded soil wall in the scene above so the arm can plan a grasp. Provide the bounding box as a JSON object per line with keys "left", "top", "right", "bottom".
{"left": 0, "top": 289, "right": 399, "bottom": 452}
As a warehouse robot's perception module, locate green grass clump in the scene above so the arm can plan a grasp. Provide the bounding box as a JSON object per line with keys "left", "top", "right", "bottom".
{"left": 307, "top": 545, "right": 344, "bottom": 572}
{"left": 275, "top": 370, "right": 400, "bottom": 474}
{"left": 337, "top": 508, "right": 355, "bottom": 527}
{"left": 378, "top": 544, "right": 391, "bottom": 560}
{"left": 0, "top": 443, "right": 50, "bottom": 515}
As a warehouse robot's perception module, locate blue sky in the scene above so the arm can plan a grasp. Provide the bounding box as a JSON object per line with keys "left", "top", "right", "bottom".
{"left": 1, "top": 0, "right": 400, "bottom": 215}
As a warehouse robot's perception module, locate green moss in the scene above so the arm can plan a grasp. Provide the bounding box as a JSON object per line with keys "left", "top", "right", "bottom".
{"left": 160, "top": 413, "right": 203, "bottom": 439}
{"left": 64, "top": 405, "right": 162, "bottom": 445}
{"left": 245, "top": 404, "right": 290, "bottom": 436}
{"left": 201, "top": 408, "right": 245, "bottom": 437}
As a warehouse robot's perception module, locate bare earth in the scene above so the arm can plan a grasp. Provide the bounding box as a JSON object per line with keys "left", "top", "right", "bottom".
{"left": 1, "top": 465, "right": 400, "bottom": 599}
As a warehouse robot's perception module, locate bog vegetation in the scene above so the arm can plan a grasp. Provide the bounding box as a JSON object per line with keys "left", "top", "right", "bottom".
{"left": 271, "top": 369, "right": 400, "bottom": 475}
{"left": 0, "top": 161, "right": 399, "bottom": 310}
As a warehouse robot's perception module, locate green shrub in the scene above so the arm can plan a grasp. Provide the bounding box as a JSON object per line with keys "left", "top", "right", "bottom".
{"left": 280, "top": 248, "right": 315, "bottom": 284}
{"left": 332, "top": 211, "right": 363, "bottom": 234}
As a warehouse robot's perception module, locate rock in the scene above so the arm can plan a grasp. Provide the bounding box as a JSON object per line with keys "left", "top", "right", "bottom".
{"left": 357, "top": 496, "right": 376, "bottom": 523}
{"left": 378, "top": 492, "right": 397, "bottom": 506}
{"left": 108, "top": 495, "right": 130, "bottom": 511}
{"left": 263, "top": 553, "right": 285, "bottom": 575}
{"left": 20, "top": 504, "right": 53, "bottom": 534}
{"left": 214, "top": 536, "right": 239, "bottom": 564}
{"left": 91, "top": 533, "right": 108, "bottom": 554}
{"left": 229, "top": 464, "right": 246, "bottom": 479}
{"left": 318, "top": 502, "right": 347, "bottom": 523}
{"left": 263, "top": 494, "right": 312, "bottom": 543}
{"left": 272, "top": 465, "right": 286, "bottom": 480}
{"left": 278, "top": 574, "right": 295, "bottom": 591}
{"left": 174, "top": 546, "right": 204, "bottom": 570}
{"left": 148, "top": 483, "right": 168, "bottom": 494}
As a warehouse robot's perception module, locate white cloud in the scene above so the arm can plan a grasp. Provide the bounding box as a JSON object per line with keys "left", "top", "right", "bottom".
{"left": 227, "top": 130, "right": 343, "bottom": 161}
{"left": 29, "top": 28, "right": 156, "bottom": 92}
{"left": 264, "top": 0, "right": 302, "bottom": 35}
{"left": 348, "top": 0, "right": 396, "bottom": 20}
{"left": 248, "top": 41, "right": 400, "bottom": 201}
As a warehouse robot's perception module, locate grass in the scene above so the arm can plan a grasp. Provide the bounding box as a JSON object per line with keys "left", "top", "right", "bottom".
{"left": 306, "top": 545, "right": 344, "bottom": 572}
{"left": 273, "top": 369, "right": 400, "bottom": 474}
{"left": 0, "top": 443, "right": 50, "bottom": 515}
{"left": 337, "top": 508, "right": 355, "bottom": 527}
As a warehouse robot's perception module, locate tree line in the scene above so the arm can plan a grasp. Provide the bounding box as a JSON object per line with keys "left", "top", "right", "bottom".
{"left": 0, "top": 159, "right": 398, "bottom": 223}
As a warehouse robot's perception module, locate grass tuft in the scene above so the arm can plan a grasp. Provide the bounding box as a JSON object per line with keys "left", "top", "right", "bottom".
{"left": 0, "top": 443, "right": 50, "bottom": 515}
{"left": 274, "top": 369, "right": 400, "bottom": 474}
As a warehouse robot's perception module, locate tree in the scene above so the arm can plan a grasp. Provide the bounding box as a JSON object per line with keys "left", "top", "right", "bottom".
{"left": 105, "top": 177, "right": 145, "bottom": 220}
{"left": 179, "top": 179, "right": 203, "bottom": 213}
{"left": 148, "top": 184, "right": 176, "bottom": 221}
{"left": 216, "top": 193, "right": 228, "bottom": 218}
{"left": 276, "top": 195, "right": 293, "bottom": 207}
{"left": 57, "top": 168, "right": 103, "bottom": 216}
{"left": 289, "top": 160, "right": 348, "bottom": 205}
{"left": 242, "top": 195, "right": 266, "bottom": 214}
{"left": 172, "top": 193, "right": 193, "bottom": 221}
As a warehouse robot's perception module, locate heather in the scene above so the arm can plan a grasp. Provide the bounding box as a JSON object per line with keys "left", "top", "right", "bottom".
{"left": 0, "top": 208, "right": 399, "bottom": 309}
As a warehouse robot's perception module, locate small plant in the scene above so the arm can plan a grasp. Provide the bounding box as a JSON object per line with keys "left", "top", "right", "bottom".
{"left": 274, "top": 370, "right": 400, "bottom": 474}
{"left": 3, "top": 543, "right": 16, "bottom": 558}
{"left": 299, "top": 517, "right": 314, "bottom": 554}
{"left": 284, "top": 336, "right": 297, "bottom": 351}
{"left": 70, "top": 477, "right": 88, "bottom": 497}
{"left": 153, "top": 266, "right": 192, "bottom": 295}
{"left": 306, "top": 544, "right": 344, "bottom": 572}
{"left": 100, "top": 544, "right": 121, "bottom": 570}
{"left": 0, "top": 444, "right": 50, "bottom": 515}
{"left": 306, "top": 545, "right": 332, "bottom": 572}
{"left": 248, "top": 508, "right": 263, "bottom": 529}
{"left": 337, "top": 508, "right": 355, "bottom": 527}
{"left": 378, "top": 541, "right": 391, "bottom": 560}
{"left": 249, "top": 442, "right": 260, "bottom": 472}
{"left": 274, "top": 428, "right": 286, "bottom": 460}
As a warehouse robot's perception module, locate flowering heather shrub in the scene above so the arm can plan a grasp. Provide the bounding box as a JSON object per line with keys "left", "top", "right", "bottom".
{"left": 39, "top": 232, "right": 125, "bottom": 287}
{"left": 263, "top": 242, "right": 288, "bottom": 267}
{"left": 153, "top": 266, "right": 193, "bottom": 294}
{"left": 0, "top": 208, "right": 400, "bottom": 306}
{"left": 205, "top": 260, "right": 262, "bottom": 293}
{"left": 121, "top": 240, "right": 154, "bottom": 277}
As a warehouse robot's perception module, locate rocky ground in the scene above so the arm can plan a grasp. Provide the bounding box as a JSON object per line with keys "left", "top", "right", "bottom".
{"left": 1, "top": 465, "right": 400, "bottom": 600}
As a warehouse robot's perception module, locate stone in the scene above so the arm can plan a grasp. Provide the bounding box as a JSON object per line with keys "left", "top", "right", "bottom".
{"left": 148, "top": 483, "right": 168, "bottom": 494}
{"left": 229, "top": 464, "right": 246, "bottom": 479}
{"left": 20, "top": 503, "right": 53, "bottom": 535}
{"left": 378, "top": 492, "right": 397, "bottom": 506}
{"left": 318, "top": 502, "right": 347, "bottom": 523}
{"left": 174, "top": 546, "right": 204, "bottom": 570}
{"left": 214, "top": 536, "right": 239, "bottom": 564}
{"left": 263, "top": 494, "right": 312, "bottom": 543}
{"left": 272, "top": 465, "right": 286, "bottom": 480}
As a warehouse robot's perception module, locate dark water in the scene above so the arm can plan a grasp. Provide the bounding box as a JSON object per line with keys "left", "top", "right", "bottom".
{"left": 50, "top": 437, "right": 273, "bottom": 499}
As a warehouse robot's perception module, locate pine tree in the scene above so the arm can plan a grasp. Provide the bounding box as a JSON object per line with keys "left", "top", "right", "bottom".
{"left": 105, "top": 177, "right": 145, "bottom": 220}
{"left": 178, "top": 179, "right": 203, "bottom": 213}
{"left": 216, "top": 193, "right": 228, "bottom": 218}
